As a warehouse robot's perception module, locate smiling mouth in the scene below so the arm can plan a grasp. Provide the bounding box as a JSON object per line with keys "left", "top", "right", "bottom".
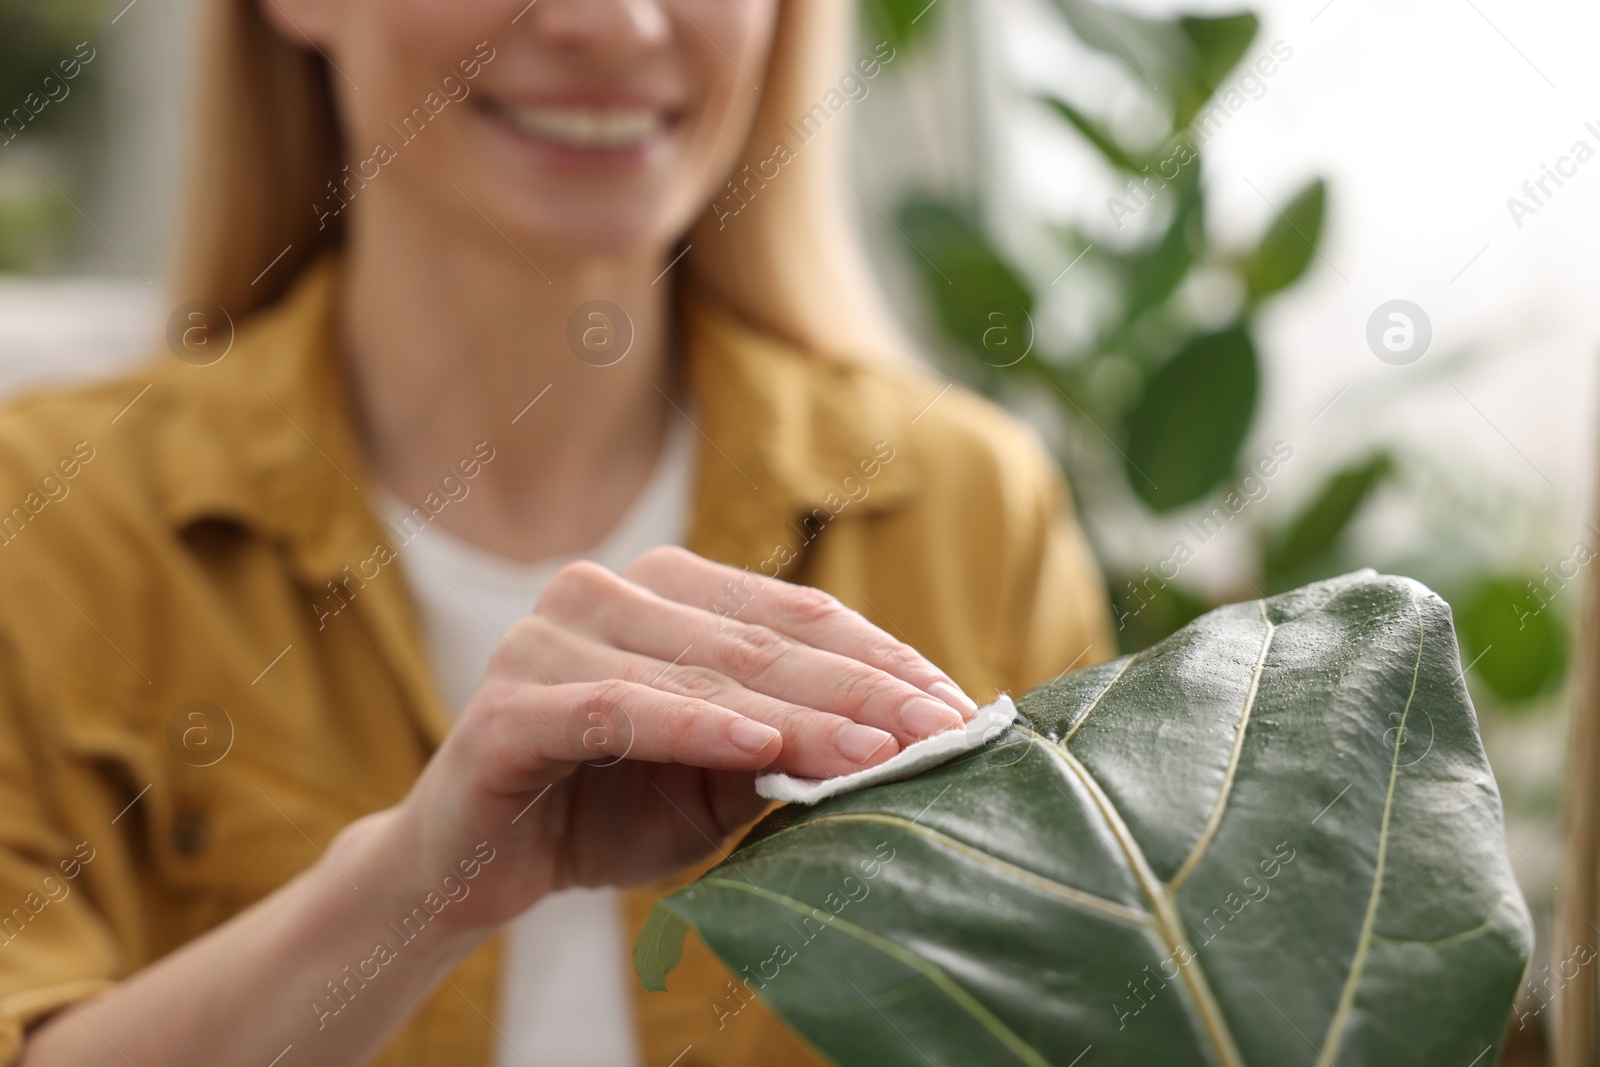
{"left": 487, "top": 102, "right": 677, "bottom": 151}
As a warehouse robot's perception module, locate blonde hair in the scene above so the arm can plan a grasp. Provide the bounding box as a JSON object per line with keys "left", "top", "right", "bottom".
{"left": 172, "top": 0, "right": 907, "bottom": 365}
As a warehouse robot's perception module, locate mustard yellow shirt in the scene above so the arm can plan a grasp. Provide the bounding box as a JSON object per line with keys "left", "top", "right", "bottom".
{"left": 0, "top": 259, "right": 1113, "bottom": 1066}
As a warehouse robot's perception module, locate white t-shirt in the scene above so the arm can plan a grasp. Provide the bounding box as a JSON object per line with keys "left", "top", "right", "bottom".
{"left": 377, "top": 417, "right": 694, "bottom": 1067}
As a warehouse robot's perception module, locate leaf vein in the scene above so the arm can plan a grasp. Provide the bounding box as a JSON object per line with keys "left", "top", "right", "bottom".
{"left": 699, "top": 877, "right": 1052, "bottom": 1067}
{"left": 1370, "top": 911, "right": 1498, "bottom": 952}
{"left": 1019, "top": 726, "right": 1247, "bottom": 1067}
{"left": 799, "top": 812, "right": 1153, "bottom": 928}
{"left": 1060, "top": 653, "right": 1142, "bottom": 744}
{"left": 1168, "top": 600, "right": 1276, "bottom": 892}
{"left": 1317, "top": 594, "right": 1427, "bottom": 1061}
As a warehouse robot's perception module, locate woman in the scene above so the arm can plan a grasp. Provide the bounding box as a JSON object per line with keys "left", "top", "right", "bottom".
{"left": 0, "top": 1, "right": 1112, "bottom": 1064}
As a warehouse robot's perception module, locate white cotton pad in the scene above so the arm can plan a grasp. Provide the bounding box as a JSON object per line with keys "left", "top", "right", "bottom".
{"left": 754, "top": 694, "right": 1019, "bottom": 806}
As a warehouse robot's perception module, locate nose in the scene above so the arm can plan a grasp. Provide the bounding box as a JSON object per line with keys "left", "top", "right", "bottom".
{"left": 521, "top": 0, "right": 671, "bottom": 58}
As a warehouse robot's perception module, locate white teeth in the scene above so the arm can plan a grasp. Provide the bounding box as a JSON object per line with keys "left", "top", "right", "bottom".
{"left": 501, "top": 105, "right": 665, "bottom": 148}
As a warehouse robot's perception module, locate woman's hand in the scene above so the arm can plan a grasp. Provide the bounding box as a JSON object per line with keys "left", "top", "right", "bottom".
{"left": 375, "top": 546, "right": 977, "bottom": 932}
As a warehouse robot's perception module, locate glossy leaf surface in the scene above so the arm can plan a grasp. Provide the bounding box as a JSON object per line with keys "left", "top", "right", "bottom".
{"left": 638, "top": 572, "right": 1531, "bottom": 1065}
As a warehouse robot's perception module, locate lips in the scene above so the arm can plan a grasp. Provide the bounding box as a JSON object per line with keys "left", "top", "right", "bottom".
{"left": 488, "top": 101, "right": 676, "bottom": 150}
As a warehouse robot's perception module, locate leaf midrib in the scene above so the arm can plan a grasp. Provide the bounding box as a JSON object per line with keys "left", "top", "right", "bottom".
{"left": 1033, "top": 584, "right": 1370, "bottom": 1065}
{"left": 1006, "top": 601, "right": 1279, "bottom": 1066}
{"left": 1020, "top": 727, "right": 1247, "bottom": 1067}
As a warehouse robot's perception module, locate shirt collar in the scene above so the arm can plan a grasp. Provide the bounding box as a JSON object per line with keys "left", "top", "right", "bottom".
{"left": 677, "top": 293, "right": 920, "bottom": 571}
{"left": 153, "top": 255, "right": 374, "bottom": 582}
{"left": 151, "top": 253, "right": 921, "bottom": 581}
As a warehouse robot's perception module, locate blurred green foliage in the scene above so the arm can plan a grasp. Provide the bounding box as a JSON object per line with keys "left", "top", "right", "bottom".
{"left": 1263, "top": 451, "right": 1391, "bottom": 592}
{"left": 0, "top": 0, "right": 103, "bottom": 271}
{"left": 1240, "top": 179, "right": 1325, "bottom": 300}
{"left": 861, "top": 0, "right": 1568, "bottom": 710}
{"left": 0, "top": 186, "right": 72, "bottom": 272}
{"left": 863, "top": 0, "right": 941, "bottom": 53}
{"left": 1459, "top": 578, "right": 1569, "bottom": 705}
{"left": 1047, "top": 3, "right": 1258, "bottom": 129}
{"left": 0, "top": 0, "right": 99, "bottom": 132}
{"left": 1122, "top": 325, "right": 1258, "bottom": 512}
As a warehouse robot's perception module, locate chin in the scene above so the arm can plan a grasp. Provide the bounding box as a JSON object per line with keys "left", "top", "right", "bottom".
{"left": 500, "top": 199, "right": 687, "bottom": 262}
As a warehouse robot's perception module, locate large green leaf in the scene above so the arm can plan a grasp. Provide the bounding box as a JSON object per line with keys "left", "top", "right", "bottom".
{"left": 1123, "top": 325, "right": 1258, "bottom": 512}
{"left": 638, "top": 572, "right": 1531, "bottom": 1065}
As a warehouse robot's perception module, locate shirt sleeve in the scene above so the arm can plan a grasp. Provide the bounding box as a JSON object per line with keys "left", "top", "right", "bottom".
{"left": 997, "top": 446, "right": 1119, "bottom": 691}
{"left": 0, "top": 623, "right": 123, "bottom": 1064}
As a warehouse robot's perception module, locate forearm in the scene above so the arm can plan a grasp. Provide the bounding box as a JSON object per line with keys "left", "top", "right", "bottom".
{"left": 21, "top": 810, "right": 491, "bottom": 1067}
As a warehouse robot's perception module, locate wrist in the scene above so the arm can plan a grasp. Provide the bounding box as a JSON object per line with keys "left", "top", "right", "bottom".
{"left": 326, "top": 808, "right": 496, "bottom": 955}
{"left": 338, "top": 803, "right": 523, "bottom": 939}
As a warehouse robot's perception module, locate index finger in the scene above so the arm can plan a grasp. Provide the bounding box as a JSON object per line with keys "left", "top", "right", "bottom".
{"left": 620, "top": 547, "right": 978, "bottom": 718}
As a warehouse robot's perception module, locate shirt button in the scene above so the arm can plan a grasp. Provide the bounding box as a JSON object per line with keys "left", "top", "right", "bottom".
{"left": 172, "top": 811, "right": 208, "bottom": 857}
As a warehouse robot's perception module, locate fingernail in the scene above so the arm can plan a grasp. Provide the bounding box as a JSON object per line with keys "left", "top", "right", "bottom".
{"left": 899, "top": 697, "right": 964, "bottom": 739}
{"left": 835, "top": 722, "right": 895, "bottom": 764}
{"left": 729, "top": 718, "right": 780, "bottom": 754}
{"left": 929, "top": 681, "right": 978, "bottom": 720}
